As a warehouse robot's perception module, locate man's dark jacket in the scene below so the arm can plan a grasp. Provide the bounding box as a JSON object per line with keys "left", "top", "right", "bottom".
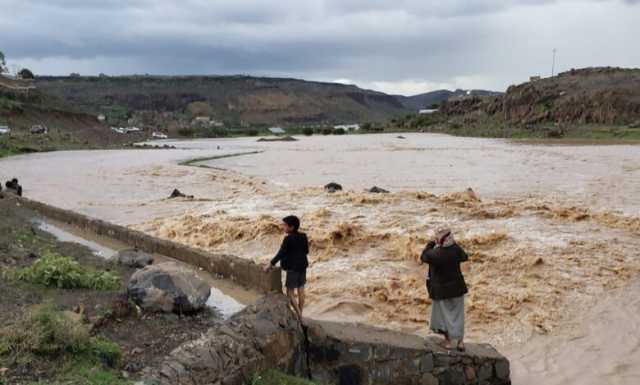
{"left": 270, "top": 232, "right": 309, "bottom": 272}
{"left": 421, "top": 243, "right": 468, "bottom": 300}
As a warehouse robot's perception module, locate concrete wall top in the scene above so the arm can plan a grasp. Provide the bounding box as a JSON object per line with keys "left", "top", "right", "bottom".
{"left": 18, "top": 197, "right": 282, "bottom": 294}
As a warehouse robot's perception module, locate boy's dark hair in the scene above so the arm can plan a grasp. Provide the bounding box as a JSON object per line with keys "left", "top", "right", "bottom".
{"left": 282, "top": 215, "right": 300, "bottom": 231}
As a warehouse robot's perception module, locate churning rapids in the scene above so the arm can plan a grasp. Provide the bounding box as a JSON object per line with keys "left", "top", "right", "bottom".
{"left": 2, "top": 133, "right": 639, "bottom": 385}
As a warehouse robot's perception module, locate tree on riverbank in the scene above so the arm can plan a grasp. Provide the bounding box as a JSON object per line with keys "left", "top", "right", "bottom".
{"left": 18, "top": 68, "right": 35, "bottom": 79}
{"left": 0, "top": 51, "right": 7, "bottom": 73}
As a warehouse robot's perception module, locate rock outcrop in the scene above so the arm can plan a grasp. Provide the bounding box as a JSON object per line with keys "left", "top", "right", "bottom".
{"left": 141, "top": 294, "right": 307, "bottom": 385}
{"left": 127, "top": 262, "right": 211, "bottom": 313}
{"left": 439, "top": 67, "right": 640, "bottom": 128}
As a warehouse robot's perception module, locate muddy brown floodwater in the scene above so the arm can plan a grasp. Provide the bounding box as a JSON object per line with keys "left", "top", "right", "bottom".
{"left": 1, "top": 133, "right": 640, "bottom": 384}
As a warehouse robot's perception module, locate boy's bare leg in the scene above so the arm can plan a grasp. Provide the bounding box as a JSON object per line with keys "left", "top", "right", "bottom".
{"left": 297, "top": 287, "right": 305, "bottom": 316}
{"left": 287, "top": 288, "right": 302, "bottom": 319}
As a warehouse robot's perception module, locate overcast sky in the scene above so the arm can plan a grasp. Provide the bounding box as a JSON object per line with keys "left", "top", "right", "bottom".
{"left": 1, "top": 0, "right": 639, "bottom": 95}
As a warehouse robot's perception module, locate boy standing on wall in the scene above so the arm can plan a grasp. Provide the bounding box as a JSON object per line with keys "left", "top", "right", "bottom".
{"left": 265, "top": 215, "right": 309, "bottom": 319}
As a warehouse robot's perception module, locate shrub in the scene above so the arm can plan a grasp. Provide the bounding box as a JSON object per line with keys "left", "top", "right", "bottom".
{"left": 199, "top": 127, "right": 227, "bottom": 138}
{"left": 246, "top": 129, "right": 259, "bottom": 136}
{"left": 321, "top": 128, "right": 333, "bottom": 135}
{"left": 333, "top": 128, "right": 346, "bottom": 135}
{"left": 302, "top": 128, "right": 314, "bottom": 136}
{"left": 177, "top": 127, "right": 195, "bottom": 137}
{"left": 9, "top": 252, "right": 119, "bottom": 290}
{"left": 18, "top": 68, "right": 35, "bottom": 79}
{"left": 0, "top": 306, "right": 122, "bottom": 367}
{"left": 90, "top": 338, "right": 123, "bottom": 367}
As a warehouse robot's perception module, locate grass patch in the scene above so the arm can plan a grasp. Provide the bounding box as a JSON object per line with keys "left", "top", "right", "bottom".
{"left": 0, "top": 306, "right": 129, "bottom": 384}
{"left": 6, "top": 251, "right": 119, "bottom": 290}
{"left": 250, "top": 369, "right": 317, "bottom": 385}
{"left": 59, "top": 359, "right": 131, "bottom": 385}
{"left": 0, "top": 306, "right": 122, "bottom": 366}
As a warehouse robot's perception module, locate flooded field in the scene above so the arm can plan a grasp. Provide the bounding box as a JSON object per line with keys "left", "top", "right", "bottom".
{"left": 2, "top": 133, "right": 640, "bottom": 384}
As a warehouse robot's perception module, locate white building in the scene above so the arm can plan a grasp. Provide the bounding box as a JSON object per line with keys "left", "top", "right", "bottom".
{"left": 97, "top": 114, "right": 106, "bottom": 122}
{"left": 0, "top": 125, "right": 10, "bottom": 135}
{"left": 152, "top": 132, "right": 168, "bottom": 139}
{"left": 333, "top": 124, "right": 360, "bottom": 132}
{"left": 268, "top": 127, "right": 285, "bottom": 135}
{"left": 418, "top": 109, "right": 438, "bottom": 114}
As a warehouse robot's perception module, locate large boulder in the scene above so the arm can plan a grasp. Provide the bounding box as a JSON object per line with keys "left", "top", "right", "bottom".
{"left": 116, "top": 248, "right": 153, "bottom": 268}
{"left": 141, "top": 294, "right": 307, "bottom": 385}
{"left": 127, "top": 262, "right": 211, "bottom": 313}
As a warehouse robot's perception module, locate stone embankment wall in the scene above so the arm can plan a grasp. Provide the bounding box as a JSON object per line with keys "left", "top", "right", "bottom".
{"left": 306, "top": 320, "right": 510, "bottom": 385}
{"left": 141, "top": 296, "right": 510, "bottom": 385}
{"left": 18, "top": 197, "right": 282, "bottom": 293}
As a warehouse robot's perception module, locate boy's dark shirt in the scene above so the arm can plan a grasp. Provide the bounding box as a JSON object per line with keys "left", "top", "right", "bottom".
{"left": 270, "top": 232, "right": 309, "bottom": 272}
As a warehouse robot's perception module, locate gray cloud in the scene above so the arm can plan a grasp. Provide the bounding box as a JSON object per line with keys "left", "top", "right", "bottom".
{"left": 1, "top": 0, "right": 639, "bottom": 94}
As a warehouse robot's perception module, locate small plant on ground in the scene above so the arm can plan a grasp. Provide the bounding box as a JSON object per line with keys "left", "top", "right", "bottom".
{"left": 250, "top": 369, "right": 317, "bottom": 385}
{"left": 6, "top": 251, "right": 119, "bottom": 290}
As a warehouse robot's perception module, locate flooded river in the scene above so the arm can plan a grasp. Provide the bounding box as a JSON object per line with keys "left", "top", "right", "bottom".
{"left": 2, "top": 133, "right": 640, "bottom": 384}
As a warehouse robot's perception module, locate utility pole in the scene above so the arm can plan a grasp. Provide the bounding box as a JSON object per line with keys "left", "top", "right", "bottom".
{"left": 551, "top": 48, "right": 557, "bottom": 77}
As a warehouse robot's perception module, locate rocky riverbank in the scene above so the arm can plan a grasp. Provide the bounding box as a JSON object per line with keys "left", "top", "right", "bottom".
{"left": 0, "top": 196, "right": 221, "bottom": 384}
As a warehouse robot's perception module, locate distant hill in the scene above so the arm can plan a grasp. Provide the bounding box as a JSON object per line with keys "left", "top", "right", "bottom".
{"left": 34, "top": 75, "right": 410, "bottom": 126}
{"left": 440, "top": 67, "right": 640, "bottom": 126}
{"left": 396, "top": 89, "right": 502, "bottom": 110}
{"left": 0, "top": 77, "right": 141, "bottom": 153}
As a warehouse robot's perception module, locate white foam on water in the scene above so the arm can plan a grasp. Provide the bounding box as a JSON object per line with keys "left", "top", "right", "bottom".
{"left": 206, "top": 286, "right": 246, "bottom": 318}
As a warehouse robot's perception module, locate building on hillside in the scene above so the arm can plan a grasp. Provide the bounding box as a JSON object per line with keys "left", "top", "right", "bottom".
{"left": 268, "top": 126, "right": 285, "bottom": 135}
{"left": 152, "top": 131, "right": 168, "bottom": 139}
{"left": 0, "top": 125, "right": 10, "bottom": 135}
{"left": 97, "top": 114, "right": 106, "bottom": 122}
{"left": 418, "top": 109, "right": 438, "bottom": 114}
{"left": 530, "top": 76, "right": 541, "bottom": 82}
{"left": 333, "top": 124, "right": 360, "bottom": 132}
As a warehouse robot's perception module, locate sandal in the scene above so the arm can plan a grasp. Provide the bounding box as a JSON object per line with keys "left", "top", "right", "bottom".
{"left": 439, "top": 341, "right": 455, "bottom": 350}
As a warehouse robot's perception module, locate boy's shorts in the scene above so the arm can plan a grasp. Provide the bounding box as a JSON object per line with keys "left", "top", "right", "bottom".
{"left": 285, "top": 270, "right": 306, "bottom": 289}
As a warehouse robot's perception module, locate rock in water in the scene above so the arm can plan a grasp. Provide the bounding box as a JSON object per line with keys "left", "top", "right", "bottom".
{"left": 127, "top": 262, "right": 211, "bottom": 313}
{"left": 324, "top": 182, "right": 343, "bottom": 193}
{"left": 116, "top": 248, "right": 153, "bottom": 268}
{"left": 169, "top": 189, "right": 193, "bottom": 199}
{"left": 367, "top": 186, "right": 389, "bottom": 193}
